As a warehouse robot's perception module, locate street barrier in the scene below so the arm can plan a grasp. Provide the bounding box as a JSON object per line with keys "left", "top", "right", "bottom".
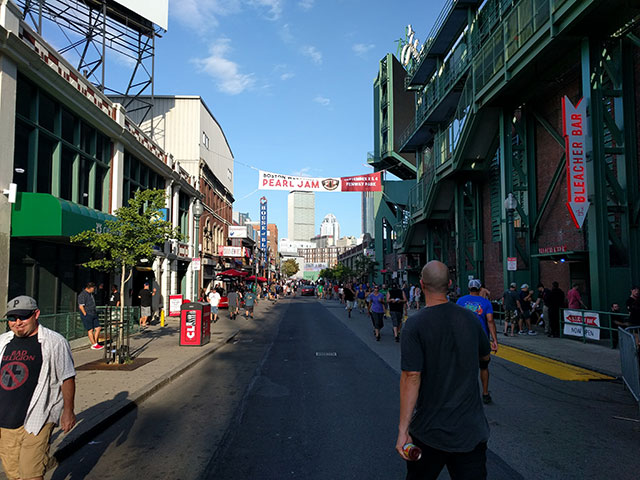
{"left": 618, "top": 327, "right": 640, "bottom": 410}
{"left": 559, "top": 308, "right": 627, "bottom": 348}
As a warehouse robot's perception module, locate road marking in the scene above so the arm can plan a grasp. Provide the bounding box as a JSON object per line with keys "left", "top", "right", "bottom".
{"left": 315, "top": 352, "right": 337, "bottom": 357}
{"left": 493, "top": 345, "right": 615, "bottom": 381}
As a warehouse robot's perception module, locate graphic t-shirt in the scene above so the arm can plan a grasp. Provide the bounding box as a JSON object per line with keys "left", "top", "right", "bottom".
{"left": 108, "top": 291, "right": 119, "bottom": 306}
{"left": 0, "top": 335, "right": 43, "bottom": 429}
{"left": 139, "top": 289, "right": 153, "bottom": 307}
{"left": 208, "top": 291, "right": 221, "bottom": 307}
{"left": 456, "top": 294, "right": 493, "bottom": 336}
{"left": 368, "top": 293, "right": 385, "bottom": 313}
{"left": 244, "top": 292, "right": 257, "bottom": 307}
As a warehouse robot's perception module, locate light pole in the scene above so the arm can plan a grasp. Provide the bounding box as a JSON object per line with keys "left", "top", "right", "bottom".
{"left": 193, "top": 199, "right": 203, "bottom": 299}
{"left": 504, "top": 193, "right": 518, "bottom": 287}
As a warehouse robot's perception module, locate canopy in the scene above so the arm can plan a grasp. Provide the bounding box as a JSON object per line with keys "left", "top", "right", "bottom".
{"left": 246, "top": 275, "right": 256, "bottom": 281}
{"left": 218, "top": 269, "right": 248, "bottom": 277}
{"left": 257, "top": 277, "right": 268, "bottom": 282}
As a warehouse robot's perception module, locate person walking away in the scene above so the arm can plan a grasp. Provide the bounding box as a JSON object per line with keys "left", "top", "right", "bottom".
{"left": 138, "top": 282, "right": 156, "bottom": 328}
{"left": 535, "top": 283, "right": 550, "bottom": 333}
{"left": 479, "top": 284, "right": 491, "bottom": 300}
{"left": 208, "top": 287, "right": 221, "bottom": 323}
{"left": 518, "top": 284, "right": 536, "bottom": 335}
{"left": 78, "top": 282, "right": 103, "bottom": 350}
{"left": 546, "top": 282, "right": 565, "bottom": 337}
{"left": 368, "top": 286, "right": 386, "bottom": 341}
{"left": 457, "top": 279, "right": 499, "bottom": 404}
{"left": 502, "top": 283, "right": 520, "bottom": 337}
{"left": 108, "top": 285, "right": 120, "bottom": 308}
{"left": 244, "top": 290, "right": 257, "bottom": 319}
{"left": 0, "top": 296, "right": 76, "bottom": 480}
{"left": 625, "top": 285, "right": 640, "bottom": 347}
{"left": 396, "top": 261, "right": 491, "bottom": 479}
{"left": 413, "top": 284, "right": 421, "bottom": 310}
{"left": 387, "top": 283, "right": 407, "bottom": 343}
{"left": 409, "top": 285, "right": 415, "bottom": 310}
{"left": 343, "top": 283, "right": 356, "bottom": 318}
{"left": 568, "top": 283, "right": 586, "bottom": 309}
{"left": 227, "top": 287, "right": 239, "bottom": 320}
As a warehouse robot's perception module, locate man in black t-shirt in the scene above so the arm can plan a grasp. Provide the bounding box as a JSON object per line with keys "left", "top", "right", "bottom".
{"left": 397, "top": 261, "right": 490, "bottom": 480}
{"left": 343, "top": 283, "right": 355, "bottom": 318}
{"left": 387, "top": 283, "right": 407, "bottom": 343}
{"left": 138, "top": 283, "right": 156, "bottom": 328}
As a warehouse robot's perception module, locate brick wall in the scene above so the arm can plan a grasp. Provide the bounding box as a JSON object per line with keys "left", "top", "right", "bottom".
{"left": 481, "top": 181, "right": 503, "bottom": 297}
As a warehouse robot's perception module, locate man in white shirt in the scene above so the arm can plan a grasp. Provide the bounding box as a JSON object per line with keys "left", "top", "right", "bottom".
{"left": 0, "top": 296, "right": 76, "bottom": 480}
{"left": 208, "top": 287, "right": 221, "bottom": 323}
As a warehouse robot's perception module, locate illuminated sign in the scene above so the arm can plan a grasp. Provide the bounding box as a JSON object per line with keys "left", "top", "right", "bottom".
{"left": 562, "top": 96, "right": 590, "bottom": 229}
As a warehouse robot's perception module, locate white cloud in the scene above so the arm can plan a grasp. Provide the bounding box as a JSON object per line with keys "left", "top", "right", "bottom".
{"left": 248, "top": 0, "right": 283, "bottom": 20}
{"left": 170, "top": 0, "right": 282, "bottom": 32}
{"left": 353, "top": 43, "right": 375, "bottom": 57}
{"left": 292, "top": 167, "right": 312, "bottom": 177}
{"left": 301, "top": 45, "right": 322, "bottom": 65}
{"left": 280, "top": 72, "right": 295, "bottom": 80}
{"left": 313, "top": 95, "right": 330, "bottom": 107}
{"left": 298, "top": 0, "right": 314, "bottom": 9}
{"left": 192, "top": 39, "right": 255, "bottom": 95}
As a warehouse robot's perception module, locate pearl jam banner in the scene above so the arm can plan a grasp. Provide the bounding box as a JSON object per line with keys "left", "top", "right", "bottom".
{"left": 562, "top": 96, "right": 590, "bottom": 229}
{"left": 258, "top": 170, "right": 381, "bottom": 192}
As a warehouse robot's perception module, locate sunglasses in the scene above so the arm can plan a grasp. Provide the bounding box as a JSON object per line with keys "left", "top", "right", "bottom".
{"left": 7, "top": 311, "right": 35, "bottom": 321}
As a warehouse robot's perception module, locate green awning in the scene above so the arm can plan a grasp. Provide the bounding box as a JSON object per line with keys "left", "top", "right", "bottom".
{"left": 11, "top": 192, "right": 116, "bottom": 237}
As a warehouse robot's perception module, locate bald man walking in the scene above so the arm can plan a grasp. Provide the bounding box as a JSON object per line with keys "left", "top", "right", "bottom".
{"left": 396, "top": 261, "right": 491, "bottom": 480}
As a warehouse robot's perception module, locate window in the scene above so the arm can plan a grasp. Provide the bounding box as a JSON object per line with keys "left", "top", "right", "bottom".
{"left": 202, "top": 131, "right": 210, "bottom": 149}
{"left": 122, "top": 150, "right": 166, "bottom": 205}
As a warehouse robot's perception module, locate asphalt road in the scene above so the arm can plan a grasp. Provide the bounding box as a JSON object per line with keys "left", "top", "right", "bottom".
{"left": 46, "top": 296, "right": 639, "bottom": 480}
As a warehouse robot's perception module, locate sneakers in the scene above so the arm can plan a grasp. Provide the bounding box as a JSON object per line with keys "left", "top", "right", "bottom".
{"left": 482, "top": 393, "right": 492, "bottom": 404}
{"left": 91, "top": 343, "right": 104, "bottom": 350}
{"left": 528, "top": 330, "right": 537, "bottom": 336}
{"left": 518, "top": 330, "right": 527, "bottom": 335}
{"left": 395, "top": 335, "right": 400, "bottom": 343}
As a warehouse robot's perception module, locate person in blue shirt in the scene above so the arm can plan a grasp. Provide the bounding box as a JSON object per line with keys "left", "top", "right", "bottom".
{"left": 457, "top": 279, "right": 498, "bottom": 404}
{"left": 367, "top": 286, "right": 386, "bottom": 341}
{"left": 356, "top": 283, "right": 367, "bottom": 313}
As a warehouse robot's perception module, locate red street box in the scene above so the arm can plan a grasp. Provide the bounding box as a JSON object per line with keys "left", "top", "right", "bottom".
{"left": 180, "top": 302, "right": 211, "bottom": 346}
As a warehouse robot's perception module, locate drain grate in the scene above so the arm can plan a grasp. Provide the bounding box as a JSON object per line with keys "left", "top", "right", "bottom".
{"left": 315, "top": 352, "right": 337, "bottom": 357}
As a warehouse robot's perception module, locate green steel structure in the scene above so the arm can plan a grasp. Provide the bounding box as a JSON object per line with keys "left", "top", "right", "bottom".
{"left": 380, "top": 0, "right": 640, "bottom": 309}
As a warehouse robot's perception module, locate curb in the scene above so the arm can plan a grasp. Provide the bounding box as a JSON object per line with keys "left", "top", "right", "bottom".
{"left": 53, "top": 328, "right": 240, "bottom": 461}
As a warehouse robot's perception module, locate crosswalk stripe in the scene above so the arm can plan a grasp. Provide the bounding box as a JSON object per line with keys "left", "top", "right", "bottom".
{"left": 493, "top": 345, "right": 615, "bottom": 381}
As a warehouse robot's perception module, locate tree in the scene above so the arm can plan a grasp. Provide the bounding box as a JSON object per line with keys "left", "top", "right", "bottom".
{"left": 71, "top": 189, "right": 183, "bottom": 362}
{"left": 282, "top": 259, "right": 300, "bottom": 277}
{"left": 354, "top": 254, "right": 378, "bottom": 283}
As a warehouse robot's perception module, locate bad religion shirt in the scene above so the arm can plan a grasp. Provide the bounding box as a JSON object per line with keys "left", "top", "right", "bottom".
{"left": 0, "top": 335, "right": 43, "bottom": 428}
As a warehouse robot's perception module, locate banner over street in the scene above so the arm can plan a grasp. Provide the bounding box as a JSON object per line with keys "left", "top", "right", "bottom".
{"left": 258, "top": 171, "right": 381, "bottom": 192}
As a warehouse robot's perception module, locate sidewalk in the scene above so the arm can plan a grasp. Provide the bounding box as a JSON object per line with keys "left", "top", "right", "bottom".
{"left": 320, "top": 299, "right": 622, "bottom": 378}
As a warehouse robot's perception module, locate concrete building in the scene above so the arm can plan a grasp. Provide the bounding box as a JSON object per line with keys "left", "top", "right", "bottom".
{"left": 319, "top": 213, "right": 340, "bottom": 244}
{"left": 108, "top": 95, "right": 234, "bottom": 291}
{"left": 287, "top": 191, "right": 315, "bottom": 241}
{"left": 361, "top": 191, "right": 375, "bottom": 237}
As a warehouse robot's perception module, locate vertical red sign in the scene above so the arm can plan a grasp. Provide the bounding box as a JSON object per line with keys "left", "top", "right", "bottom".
{"left": 562, "top": 96, "right": 590, "bottom": 229}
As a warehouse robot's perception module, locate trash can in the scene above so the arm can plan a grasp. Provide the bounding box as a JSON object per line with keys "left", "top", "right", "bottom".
{"left": 180, "top": 302, "right": 211, "bottom": 346}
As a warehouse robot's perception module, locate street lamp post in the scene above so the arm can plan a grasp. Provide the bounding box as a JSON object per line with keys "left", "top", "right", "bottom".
{"left": 193, "top": 199, "right": 203, "bottom": 300}
{"left": 504, "top": 193, "right": 518, "bottom": 287}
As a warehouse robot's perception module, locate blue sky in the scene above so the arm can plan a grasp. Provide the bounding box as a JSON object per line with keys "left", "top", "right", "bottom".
{"left": 40, "top": 0, "right": 449, "bottom": 238}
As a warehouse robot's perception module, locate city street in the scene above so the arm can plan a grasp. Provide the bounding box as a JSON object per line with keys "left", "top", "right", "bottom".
{"left": 46, "top": 297, "right": 639, "bottom": 479}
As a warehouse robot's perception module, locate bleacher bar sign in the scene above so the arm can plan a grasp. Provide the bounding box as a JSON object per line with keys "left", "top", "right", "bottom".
{"left": 563, "top": 310, "right": 600, "bottom": 340}
{"left": 562, "top": 96, "right": 590, "bottom": 229}
{"left": 259, "top": 170, "right": 381, "bottom": 192}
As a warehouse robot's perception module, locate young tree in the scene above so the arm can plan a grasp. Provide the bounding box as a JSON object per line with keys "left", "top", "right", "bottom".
{"left": 71, "top": 189, "right": 183, "bottom": 362}
{"left": 282, "top": 258, "right": 300, "bottom": 277}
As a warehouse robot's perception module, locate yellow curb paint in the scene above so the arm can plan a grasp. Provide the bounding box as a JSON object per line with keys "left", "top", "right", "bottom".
{"left": 493, "top": 345, "right": 615, "bottom": 381}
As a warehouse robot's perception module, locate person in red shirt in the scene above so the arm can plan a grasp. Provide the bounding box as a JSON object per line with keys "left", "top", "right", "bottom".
{"left": 567, "top": 284, "right": 586, "bottom": 309}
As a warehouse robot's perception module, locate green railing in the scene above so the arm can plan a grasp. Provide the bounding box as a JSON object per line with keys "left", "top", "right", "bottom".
{"left": 1, "top": 306, "right": 142, "bottom": 342}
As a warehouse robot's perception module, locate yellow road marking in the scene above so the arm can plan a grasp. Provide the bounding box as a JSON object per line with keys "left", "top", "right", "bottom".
{"left": 493, "top": 345, "right": 615, "bottom": 381}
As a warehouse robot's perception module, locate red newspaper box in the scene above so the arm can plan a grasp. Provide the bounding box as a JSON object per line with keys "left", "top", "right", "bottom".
{"left": 180, "top": 302, "right": 211, "bottom": 346}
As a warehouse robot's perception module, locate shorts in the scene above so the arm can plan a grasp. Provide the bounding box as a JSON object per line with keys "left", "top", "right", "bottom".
{"left": 504, "top": 310, "right": 519, "bottom": 324}
{"left": 0, "top": 423, "right": 55, "bottom": 480}
{"left": 346, "top": 300, "right": 354, "bottom": 310}
{"left": 390, "top": 311, "right": 403, "bottom": 328}
{"left": 209, "top": 306, "right": 218, "bottom": 314}
{"left": 357, "top": 298, "right": 366, "bottom": 308}
{"left": 141, "top": 306, "right": 151, "bottom": 318}
{"left": 81, "top": 313, "right": 100, "bottom": 331}
{"left": 245, "top": 305, "right": 254, "bottom": 313}
{"left": 371, "top": 311, "right": 384, "bottom": 329}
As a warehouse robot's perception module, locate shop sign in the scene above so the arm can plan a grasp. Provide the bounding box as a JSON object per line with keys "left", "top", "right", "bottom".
{"left": 169, "top": 294, "right": 183, "bottom": 316}
{"left": 260, "top": 197, "right": 268, "bottom": 259}
{"left": 178, "top": 242, "right": 189, "bottom": 258}
{"left": 563, "top": 310, "right": 600, "bottom": 340}
{"left": 228, "top": 226, "right": 248, "bottom": 238}
{"left": 192, "top": 258, "right": 201, "bottom": 271}
{"left": 562, "top": 96, "right": 590, "bottom": 229}
{"left": 507, "top": 257, "right": 517, "bottom": 271}
{"left": 218, "top": 246, "right": 244, "bottom": 257}
{"left": 538, "top": 246, "right": 567, "bottom": 254}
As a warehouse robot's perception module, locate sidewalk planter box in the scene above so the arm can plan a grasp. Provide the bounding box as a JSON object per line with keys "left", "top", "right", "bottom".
{"left": 180, "top": 302, "right": 211, "bottom": 346}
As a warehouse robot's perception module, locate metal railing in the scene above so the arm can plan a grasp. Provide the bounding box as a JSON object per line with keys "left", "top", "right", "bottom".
{"left": 1, "top": 306, "right": 142, "bottom": 342}
{"left": 559, "top": 308, "right": 628, "bottom": 348}
{"left": 618, "top": 327, "right": 639, "bottom": 407}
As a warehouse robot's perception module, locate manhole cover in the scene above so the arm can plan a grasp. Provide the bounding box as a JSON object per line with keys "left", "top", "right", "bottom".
{"left": 315, "top": 352, "right": 337, "bottom": 357}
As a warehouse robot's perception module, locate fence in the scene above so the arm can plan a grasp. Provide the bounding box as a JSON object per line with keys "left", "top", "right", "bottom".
{"left": 618, "top": 327, "right": 639, "bottom": 410}
{"left": 1, "top": 306, "right": 142, "bottom": 342}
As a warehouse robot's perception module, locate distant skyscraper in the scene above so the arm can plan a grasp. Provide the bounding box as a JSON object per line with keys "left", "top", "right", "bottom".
{"left": 362, "top": 191, "right": 375, "bottom": 238}
{"left": 320, "top": 213, "right": 340, "bottom": 244}
{"left": 288, "top": 191, "right": 315, "bottom": 241}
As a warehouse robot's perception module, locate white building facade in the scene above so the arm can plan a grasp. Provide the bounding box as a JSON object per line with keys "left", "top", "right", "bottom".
{"left": 287, "top": 191, "right": 315, "bottom": 241}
